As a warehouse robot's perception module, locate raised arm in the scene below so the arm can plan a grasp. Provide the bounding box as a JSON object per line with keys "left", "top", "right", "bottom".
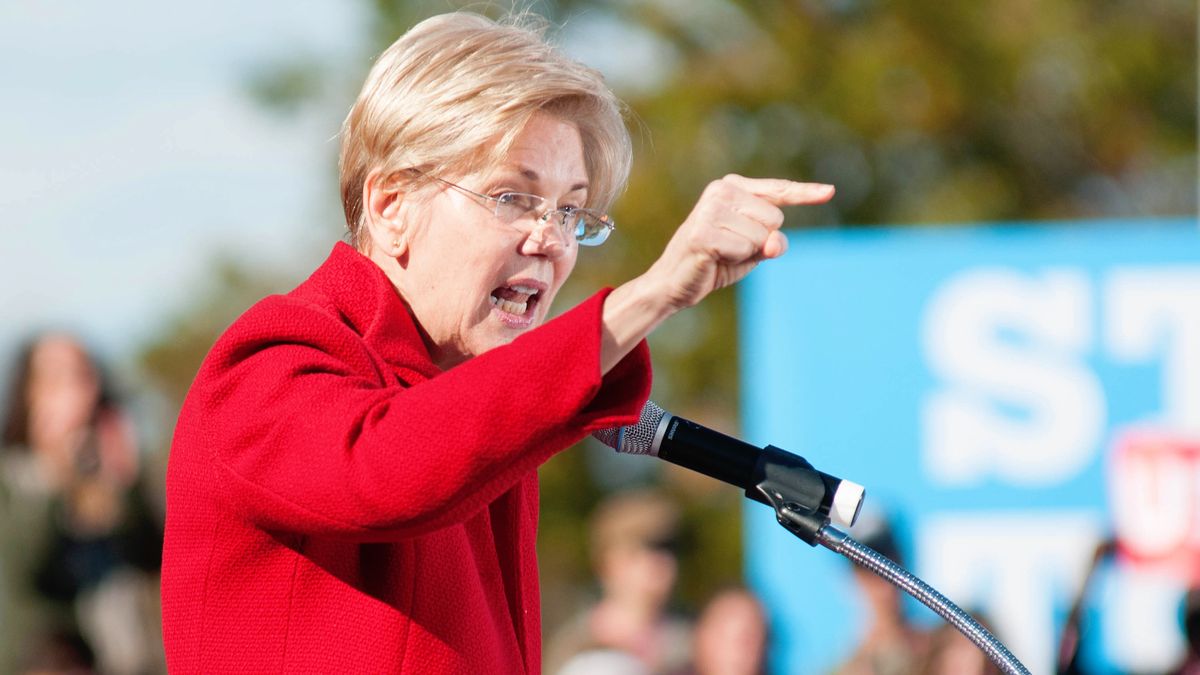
{"left": 600, "top": 175, "right": 835, "bottom": 372}
{"left": 185, "top": 290, "right": 650, "bottom": 541}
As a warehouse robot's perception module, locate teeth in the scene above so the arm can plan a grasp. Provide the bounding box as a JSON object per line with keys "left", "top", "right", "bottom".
{"left": 499, "top": 298, "right": 528, "bottom": 314}
{"left": 489, "top": 283, "right": 539, "bottom": 316}
{"left": 489, "top": 294, "right": 529, "bottom": 315}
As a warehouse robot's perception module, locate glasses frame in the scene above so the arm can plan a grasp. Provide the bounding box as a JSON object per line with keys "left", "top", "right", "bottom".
{"left": 430, "top": 176, "right": 615, "bottom": 247}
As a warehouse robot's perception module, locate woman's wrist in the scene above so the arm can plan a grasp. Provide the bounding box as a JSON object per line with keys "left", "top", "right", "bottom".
{"left": 599, "top": 273, "right": 677, "bottom": 374}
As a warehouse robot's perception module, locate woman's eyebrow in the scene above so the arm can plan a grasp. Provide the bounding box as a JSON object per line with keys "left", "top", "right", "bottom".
{"left": 500, "top": 165, "right": 588, "bottom": 193}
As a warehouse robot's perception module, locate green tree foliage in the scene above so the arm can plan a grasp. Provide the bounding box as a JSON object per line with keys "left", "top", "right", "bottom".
{"left": 138, "top": 0, "right": 1196, "bottom": 628}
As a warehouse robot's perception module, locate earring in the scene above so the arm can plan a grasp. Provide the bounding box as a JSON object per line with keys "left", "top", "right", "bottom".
{"left": 392, "top": 239, "right": 401, "bottom": 250}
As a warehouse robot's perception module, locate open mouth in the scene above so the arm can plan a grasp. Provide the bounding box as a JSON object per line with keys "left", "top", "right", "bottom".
{"left": 489, "top": 283, "right": 542, "bottom": 318}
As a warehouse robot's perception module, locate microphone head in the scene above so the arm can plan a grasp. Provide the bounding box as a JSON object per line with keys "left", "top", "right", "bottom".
{"left": 592, "top": 400, "right": 668, "bottom": 455}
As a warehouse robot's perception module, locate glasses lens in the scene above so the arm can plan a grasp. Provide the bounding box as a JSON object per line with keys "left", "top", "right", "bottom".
{"left": 569, "top": 210, "right": 614, "bottom": 246}
{"left": 494, "top": 193, "right": 543, "bottom": 223}
{"left": 494, "top": 194, "right": 613, "bottom": 246}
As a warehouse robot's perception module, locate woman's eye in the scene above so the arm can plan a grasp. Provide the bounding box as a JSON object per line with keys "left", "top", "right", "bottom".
{"left": 496, "top": 193, "right": 534, "bottom": 205}
{"left": 513, "top": 195, "right": 544, "bottom": 210}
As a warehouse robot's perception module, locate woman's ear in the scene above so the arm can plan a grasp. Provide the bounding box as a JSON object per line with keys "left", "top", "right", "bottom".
{"left": 361, "top": 170, "right": 409, "bottom": 258}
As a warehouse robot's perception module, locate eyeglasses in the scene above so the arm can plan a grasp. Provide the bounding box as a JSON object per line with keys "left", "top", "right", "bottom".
{"left": 432, "top": 177, "right": 615, "bottom": 247}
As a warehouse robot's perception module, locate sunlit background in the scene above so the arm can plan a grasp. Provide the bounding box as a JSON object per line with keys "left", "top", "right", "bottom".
{"left": 1, "top": 0, "right": 1195, "bottom": 673}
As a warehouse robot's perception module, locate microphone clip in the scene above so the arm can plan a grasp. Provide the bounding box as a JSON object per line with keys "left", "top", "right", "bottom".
{"left": 748, "top": 445, "right": 836, "bottom": 546}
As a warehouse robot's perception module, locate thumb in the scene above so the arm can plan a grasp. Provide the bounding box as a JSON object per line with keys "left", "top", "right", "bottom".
{"left": 761, "top": 230, "right": 789, "bottom": 259}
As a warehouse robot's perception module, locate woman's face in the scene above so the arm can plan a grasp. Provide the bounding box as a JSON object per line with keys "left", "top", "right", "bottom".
{"left": 26, "top": 335, "right": 100, "bottom": 450}
{"left": 391, "top": 112, "right": 585, "bottom": 369}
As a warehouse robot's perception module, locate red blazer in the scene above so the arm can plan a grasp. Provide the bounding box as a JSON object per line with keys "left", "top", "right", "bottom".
{"left": 162, "top": 242, "right": 652, "bottom": 673}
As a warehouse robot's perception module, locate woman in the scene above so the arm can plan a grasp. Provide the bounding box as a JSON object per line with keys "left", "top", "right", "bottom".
{"left": 1, "top": 333, "right": 162, "bottom": 675}
{"left": 161, "top": 11, "right": 833, "bottom": 673}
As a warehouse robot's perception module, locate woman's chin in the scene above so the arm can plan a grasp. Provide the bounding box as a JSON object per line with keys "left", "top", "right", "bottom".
{"left": 447, "top": 308, "right": 545, "bottom": 365}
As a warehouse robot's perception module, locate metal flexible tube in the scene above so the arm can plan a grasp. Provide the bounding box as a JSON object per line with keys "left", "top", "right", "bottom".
{"left": 817, "top": 525, "right": 1031, "bottom": 675}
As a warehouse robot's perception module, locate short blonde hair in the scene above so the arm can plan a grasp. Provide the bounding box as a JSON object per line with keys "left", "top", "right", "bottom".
{"left": 339, "top": 12, "right": 632, "bottom": 247}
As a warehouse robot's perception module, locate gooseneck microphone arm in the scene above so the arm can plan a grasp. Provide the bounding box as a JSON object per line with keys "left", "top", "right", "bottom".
{"left": 593, "top": 401, "right": 1032, "bottom": 675}
{"left": 817, "top": 527, "right": 1030, "bottom": 675}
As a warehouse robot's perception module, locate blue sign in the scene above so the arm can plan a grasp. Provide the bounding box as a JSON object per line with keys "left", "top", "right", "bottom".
{"left": 739, "top": 218, "right": 1200, "bottom": 674}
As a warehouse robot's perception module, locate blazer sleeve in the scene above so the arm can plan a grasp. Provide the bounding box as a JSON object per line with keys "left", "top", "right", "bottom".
{"left": 180, "top": 289, "right": 651, "bottom": 540}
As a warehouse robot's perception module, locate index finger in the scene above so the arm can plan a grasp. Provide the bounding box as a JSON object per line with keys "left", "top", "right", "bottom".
{"left": 722, "top": 174, "right": 836, "bottom": 206}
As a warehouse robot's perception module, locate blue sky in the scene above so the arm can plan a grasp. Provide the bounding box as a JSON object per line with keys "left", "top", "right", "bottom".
{"left": 0, "top": 1, "right": 365, "bottom": 367}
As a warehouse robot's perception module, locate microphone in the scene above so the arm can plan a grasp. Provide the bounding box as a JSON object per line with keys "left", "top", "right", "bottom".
{"left": 593, "top": 401, "right": 864, "bottom": 529}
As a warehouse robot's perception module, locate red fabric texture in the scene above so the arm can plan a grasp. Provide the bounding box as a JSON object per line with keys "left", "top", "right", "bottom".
{"left": 162, "top": 242, "right": 652, "bottom": 673}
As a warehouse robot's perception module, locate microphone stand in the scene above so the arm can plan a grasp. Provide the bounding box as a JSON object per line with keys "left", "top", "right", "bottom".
{"left": 753, "top": 472, "right": 1032, "bottom": 675}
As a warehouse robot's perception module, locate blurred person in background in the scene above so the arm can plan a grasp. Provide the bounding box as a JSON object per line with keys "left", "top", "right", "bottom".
{"left": 1056, "top": 537, "right": 1116, "bottom": 675}
{"left": 833, "top": 511, "right": 931, "bottom": 675}
{"left": 0, "top": 333, "right": 164, "bottom": 675}
{"left": 557, "top": 649, "right": 652, "bottom": 675}
{"left": 545, "top": 489, "right": 692, "bottom": 675}
{"left": 1169, "top": 587, "right": 1200, "bottom": 675}
{"left": 915, "top": 616, "right": 1001, "bottom": 675}
{"left": 160, "top": 9, "right": 834, "bottom": 674}
{"left": 688, "top": 585, "right": 770, "bottom": 675}
{"left": 18, "top": 627, "right": 97, "bottom": 675}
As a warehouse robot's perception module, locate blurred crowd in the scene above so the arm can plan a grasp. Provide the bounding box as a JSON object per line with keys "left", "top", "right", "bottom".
{"left": 541, "top": 489, "right": 1008, "bottom": 675}
{"left": 544, "top": 488, "right": 769, "bottom": 675}
{"left": 545, "top": 489, "right": 1200, "bottom": 675}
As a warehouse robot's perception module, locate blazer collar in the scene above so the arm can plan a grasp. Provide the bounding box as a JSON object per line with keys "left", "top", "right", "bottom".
{"left": 302, "top": 241, "right": 441, "bottom": 380}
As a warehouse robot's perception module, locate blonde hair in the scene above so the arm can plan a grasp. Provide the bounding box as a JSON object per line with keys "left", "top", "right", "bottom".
{"left": 339, "top": 12, "right": 632, "bottom": 247}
